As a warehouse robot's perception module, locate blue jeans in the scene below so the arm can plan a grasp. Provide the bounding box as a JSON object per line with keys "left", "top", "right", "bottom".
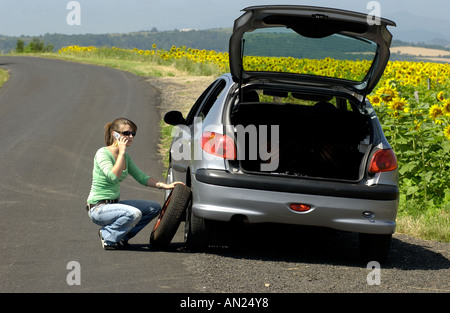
{"left": 88, "top": 200, "right": 161, "bottom": 245}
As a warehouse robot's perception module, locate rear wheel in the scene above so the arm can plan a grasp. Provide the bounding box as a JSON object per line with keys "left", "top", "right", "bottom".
{"left": 184, "top": 203, "right": 211, "bottom": 251}
{"left": 149, "top": 184, "right": 191, "bottom": 250}
{"left": 359, "top": 233, "right": 392, "bottom": 263}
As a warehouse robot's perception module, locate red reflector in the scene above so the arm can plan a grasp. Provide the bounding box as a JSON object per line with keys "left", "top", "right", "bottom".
{"left": 290, "top": 204, "right": 311, "bottom": 212}
{"left": 369, "top": 149, "right": 397, "bottom": 173}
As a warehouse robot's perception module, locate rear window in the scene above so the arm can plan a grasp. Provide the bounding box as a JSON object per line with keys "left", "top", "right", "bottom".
{"left": 242, "top": 27, "right": 378, "bottom": 82}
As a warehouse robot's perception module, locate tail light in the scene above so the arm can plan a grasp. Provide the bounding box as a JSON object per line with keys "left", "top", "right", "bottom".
{"left": 201, "top": 131, "right": 236, "bottom": 159}
{"left": 369, "top": 149, "right": 397, "bottom": 174}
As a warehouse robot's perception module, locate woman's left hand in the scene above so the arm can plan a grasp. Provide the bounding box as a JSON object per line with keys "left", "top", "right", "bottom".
{"left": 158, "top": 181, "right": 185, "bottom": 189}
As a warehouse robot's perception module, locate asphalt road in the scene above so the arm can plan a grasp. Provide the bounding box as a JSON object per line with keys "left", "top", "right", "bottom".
{"left": 0, "top": 56, "right": 449, "bottom": 296}
{"left": 0, "top": 56, "right": 191, "bottom": 292}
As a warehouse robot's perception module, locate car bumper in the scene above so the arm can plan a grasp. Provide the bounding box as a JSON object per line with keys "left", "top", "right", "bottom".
{"left": 192, "top": 169, "right": 398, "bottom": 234}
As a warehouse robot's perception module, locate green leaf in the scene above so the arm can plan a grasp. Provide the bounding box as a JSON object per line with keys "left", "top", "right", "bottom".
{"left": 406, "top": 186, "right": 420, "bottom": 195}
{"left": 424, "top": 171, "right": 434, "bottom": 182}
{"left": 445, "top": 189, "right": 450, "bottom": 202}
{"left": 442, "top": 141, "right": 450, "bottom": 152}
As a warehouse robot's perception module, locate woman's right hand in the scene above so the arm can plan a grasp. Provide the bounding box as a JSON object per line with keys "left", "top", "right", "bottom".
{"left": 117, "top": 136, "right": 128, "bottom": 155}
{"left": 110, "top": 136, "right": 128, "bottom": 178}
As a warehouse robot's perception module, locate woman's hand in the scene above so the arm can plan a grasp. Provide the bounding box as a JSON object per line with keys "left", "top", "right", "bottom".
{"left": 117, "top": 135, "right": 128, "bottom": 155}
{"left": 109, "top": 134, "right": 128, "bottom": 178}
{"left": 157, "top": 181, "right": 185, "bottom": 190}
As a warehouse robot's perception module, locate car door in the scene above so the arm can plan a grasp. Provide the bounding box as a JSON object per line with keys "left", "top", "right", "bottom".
{"left": 170, "top": 78, "right": 226, "bottom": 183}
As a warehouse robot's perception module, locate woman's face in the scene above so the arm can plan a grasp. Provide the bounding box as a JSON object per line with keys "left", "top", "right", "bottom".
{"left": 117, "top": 124, "right": 135, "bottom": 147}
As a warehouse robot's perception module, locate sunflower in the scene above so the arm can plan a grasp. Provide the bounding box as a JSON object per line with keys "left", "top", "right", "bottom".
{"left": 368, "top": 95, "right": 381, "bottom": 106}
{"left": 429, "top": 104, "right": 444, "bottom": 124}
{"left": 437, "top": 91, "right": 446, "bottom": 102}
{"left": 376, "top": 85, "right": 397, "bottom": 103}
{"left": 442, "top": 100, "right": 450, "bottom": 116}
{"left": 445, "top": 125, "right": 450, "bottom": 140}
{"left": 412, "top": 120, "right": 422, "bottom": 131}
{"left": 388, "top": 97, "right": 408, "bottom": 112}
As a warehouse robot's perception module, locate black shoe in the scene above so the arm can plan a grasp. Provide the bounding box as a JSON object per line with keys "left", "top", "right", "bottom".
{"left": 98, "top": 229, "right": 132, "bottom": 250}
{"left": 116, "top": 239, "right": 132, "bottom": 249}
{"left": 104, "top": 239, "right": 132, "bottom": 250}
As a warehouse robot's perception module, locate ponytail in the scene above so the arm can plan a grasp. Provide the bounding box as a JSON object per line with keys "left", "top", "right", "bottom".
{"left": 104, "top": 122, "right": 114, "bottom": 146}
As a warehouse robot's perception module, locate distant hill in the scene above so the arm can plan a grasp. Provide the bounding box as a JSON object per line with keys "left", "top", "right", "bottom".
{"left": 0, "top": 28, "right": 233, "bottom": 54}
{"left": 1, "top": 28, "right": 449, "bottom": 64}
{"left": 390, "top": 46, "right": 450, "bottom": 63}
{"left": 387, "top": 11, "right": 450, "bottom": 47}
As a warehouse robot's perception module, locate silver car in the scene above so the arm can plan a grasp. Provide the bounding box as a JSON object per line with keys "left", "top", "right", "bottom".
{"left": 161, "top": 5, "right": 398, "bottom": 262}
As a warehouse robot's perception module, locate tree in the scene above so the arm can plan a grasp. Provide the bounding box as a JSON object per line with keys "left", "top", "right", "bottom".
{"left": 22, "top": 38, "right": 54, "bottom": 53}
{"left": 28, "top": 38, "right": 45, "bottom": 52}
{"left": 15, "top": 39, "right": 25, "bottom": 53}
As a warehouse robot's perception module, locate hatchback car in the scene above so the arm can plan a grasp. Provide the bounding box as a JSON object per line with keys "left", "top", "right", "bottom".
{"left": 158, "top": 5, "right": 398, "bottom": 262}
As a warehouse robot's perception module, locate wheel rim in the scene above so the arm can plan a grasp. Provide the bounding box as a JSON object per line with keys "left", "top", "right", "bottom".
{"left": 152, "top": 191, "right": 173, "bottom": 231}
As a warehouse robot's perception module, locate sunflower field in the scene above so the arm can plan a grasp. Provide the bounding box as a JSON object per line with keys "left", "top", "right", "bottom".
{"left": 59, "top": 45, "right": 450, "bottom": 238}
{"left": 368, "top": 63, "right": 450, "bottom": 219}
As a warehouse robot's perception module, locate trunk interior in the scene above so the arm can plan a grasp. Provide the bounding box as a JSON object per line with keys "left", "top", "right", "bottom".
{"left": 230, "top": 98, "right": 371, "bottom": 181}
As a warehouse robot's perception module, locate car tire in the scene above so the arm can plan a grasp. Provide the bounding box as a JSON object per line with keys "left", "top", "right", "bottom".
{"left": 149, "top": 184, "right": 192, "bottom": 250}
{"left": 359, "top": 233, "right": 392, "bottom": 263}
{"left": 184, "top": 202, "right": 211, "bottom": 251}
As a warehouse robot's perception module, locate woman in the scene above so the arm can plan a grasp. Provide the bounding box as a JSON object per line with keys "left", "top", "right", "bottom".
{"left": 86, "top": 117, "right": 181, "bottom": 250}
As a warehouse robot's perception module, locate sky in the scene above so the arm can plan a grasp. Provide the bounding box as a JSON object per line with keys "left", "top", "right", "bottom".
{"left": 0, "top": 0, "right": 449, "bottom": 38}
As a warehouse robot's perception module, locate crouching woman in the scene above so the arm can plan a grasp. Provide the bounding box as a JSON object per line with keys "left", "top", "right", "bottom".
{"left": 86, "top": 117, "right": 182, "bottom": 250}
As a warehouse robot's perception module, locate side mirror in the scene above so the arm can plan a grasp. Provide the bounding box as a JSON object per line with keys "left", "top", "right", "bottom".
{"left": 164, "top": 110, "right": 187, "bottom": 126}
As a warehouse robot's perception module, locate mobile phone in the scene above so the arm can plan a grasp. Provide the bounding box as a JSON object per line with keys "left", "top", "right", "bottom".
{"left": 113, "top": 131, "right": 121, "bottom": 140}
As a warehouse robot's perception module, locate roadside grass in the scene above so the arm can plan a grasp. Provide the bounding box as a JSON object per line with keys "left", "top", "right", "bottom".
{"left": 9, "top": 52, "right": 182, "bottom": 77}
{"left": 396, "top": 201, "right": 449, "bottom": 242}
{"left": 159, "top": 120, "right": 175, "bottom": 173}
{"left": 397, "top": 211, "right": 449, "bottom": 242}
{"left": 4, "top": 50, "right": 448, "bottom": 243}
{"left": 0, "top": 67, "right": 9, "bottom": 87}
{"left": 12, "top": 48, "right": 224, "bottom": 78}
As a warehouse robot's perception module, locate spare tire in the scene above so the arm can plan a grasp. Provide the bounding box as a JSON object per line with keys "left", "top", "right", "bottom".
{"left": 149, "top": 184, "right": 191, "bottom": 250}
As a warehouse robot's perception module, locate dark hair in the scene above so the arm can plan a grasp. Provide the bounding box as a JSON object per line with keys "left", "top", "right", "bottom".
{"left": 104, "top": 118, "right": 137, "bottom": 146}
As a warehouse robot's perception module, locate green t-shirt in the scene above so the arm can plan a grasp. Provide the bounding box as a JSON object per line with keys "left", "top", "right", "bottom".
{"left": 87, "top": 147, "right": 150, "bottom": 204}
